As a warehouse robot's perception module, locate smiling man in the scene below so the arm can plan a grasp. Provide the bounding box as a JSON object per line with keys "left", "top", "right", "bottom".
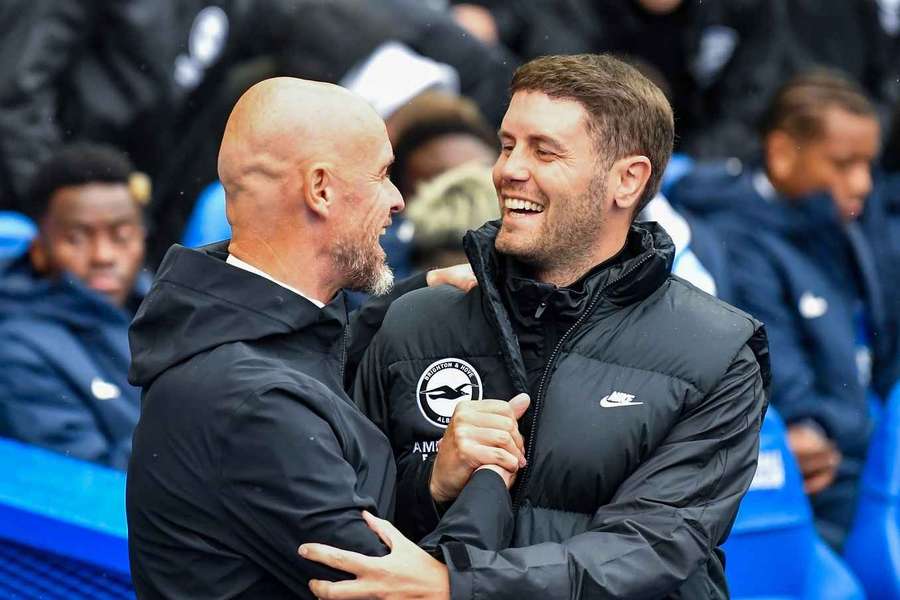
{"left": 126, "top": 77, "right": 526, "bottom": 599}
{"left": 0, "top": 143, "right": 147, "bottom": 469}
{"left": 302, "top": 54, "right": 771, "bottom": 599}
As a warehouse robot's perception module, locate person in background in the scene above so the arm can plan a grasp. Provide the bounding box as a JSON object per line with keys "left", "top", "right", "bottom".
{"left": 0, "top": 143, "right": 149, "bottom": 469}
{"left": 449, "top": 0, "right": 791, "bottom": 159}
{"left": 405, "top": 162, "right": 500, "bottom": 270}
{"left": 389, "top": 91, "right": 499, "bottom": 199}
{"left": 0, "top": 0, "right": 515, "bottom": 265}
{"left": 670, "top": 70, "right": 896, "bottom": 548}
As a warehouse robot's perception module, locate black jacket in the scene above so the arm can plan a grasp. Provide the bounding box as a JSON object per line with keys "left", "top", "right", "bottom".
{"left": 126, "top": 242, "right": 513, "bottom": 599}
{"left": 355, "top": 221, "right": 771, "bottom": 599}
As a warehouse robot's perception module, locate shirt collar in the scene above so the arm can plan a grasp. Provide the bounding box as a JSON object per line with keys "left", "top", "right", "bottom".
{"left": 225, "top": 254, "right": 326, "bottom": 308}
{"left": 752, "top": 170, "right": 778, "bottom": 202}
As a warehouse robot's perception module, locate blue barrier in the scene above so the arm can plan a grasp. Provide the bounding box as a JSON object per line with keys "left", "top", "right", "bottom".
{"left": 724, "top": 409, "right": 865, "bottom": 599}
{"left": 0, "top": 437, "right": 129, "bottom": 576}
{"left": 181, "top": 182, "right": 230, "bottom": 248}
{"left": 844, "top": 382, "right": 900, "bottom": 598}
{"left": 0, "top": 211, "right": 36, "bottom": 260}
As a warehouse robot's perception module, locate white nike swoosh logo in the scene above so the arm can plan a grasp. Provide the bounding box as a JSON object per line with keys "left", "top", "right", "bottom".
{"left": 599, "top": 393, "right": 643, "bottom": 408}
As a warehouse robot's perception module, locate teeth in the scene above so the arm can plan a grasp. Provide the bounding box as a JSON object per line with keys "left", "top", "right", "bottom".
{"left": 503, "top": 197, "right": 544, "bottom": 212}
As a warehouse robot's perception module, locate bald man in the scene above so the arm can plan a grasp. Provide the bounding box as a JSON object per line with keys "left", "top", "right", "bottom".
{"left": 126, "top": 78, "right": 523, "bottom": 598}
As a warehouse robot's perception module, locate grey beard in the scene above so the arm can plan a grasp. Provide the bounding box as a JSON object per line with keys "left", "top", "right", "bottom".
{"left": 332, "top": 235, "right": 394, "bottom": 296}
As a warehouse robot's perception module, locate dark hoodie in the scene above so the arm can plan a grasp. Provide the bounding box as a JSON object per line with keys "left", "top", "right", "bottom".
{"left": 0, "top": 254, "right": 145, "bottom": 469}
{"left": 670, "top": 162, "right": 893, "bottom": 546}
{"left": 126, "top": 242, "right": 513, "bottom": 599}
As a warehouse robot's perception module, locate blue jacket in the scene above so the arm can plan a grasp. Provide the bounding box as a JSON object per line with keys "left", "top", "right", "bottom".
{"left": 0, "top": 255, "right": 146, "bottom": 469}
{"left": 670, "top": 163, "right": 893, "bottom": 461}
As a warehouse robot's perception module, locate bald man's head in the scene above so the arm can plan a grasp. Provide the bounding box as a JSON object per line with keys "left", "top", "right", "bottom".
{"left": 218, "top": 77, "right": 403, "bottom": 297}
{"left": 218, "top": 77, "right": 382, "bottom": 196}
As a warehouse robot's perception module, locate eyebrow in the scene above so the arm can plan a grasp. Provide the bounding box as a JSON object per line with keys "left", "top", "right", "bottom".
{"left": 498, "top": 130, "right": 566, "bottom": 152}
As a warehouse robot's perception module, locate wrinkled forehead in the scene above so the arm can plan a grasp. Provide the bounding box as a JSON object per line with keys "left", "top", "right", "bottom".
{"left": 500, "top": 91, "right": 592, "bottom": 144}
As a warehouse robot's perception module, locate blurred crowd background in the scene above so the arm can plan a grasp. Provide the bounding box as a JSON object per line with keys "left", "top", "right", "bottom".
{"left": 1, "top": 0, "right": 900, "bottom": 597}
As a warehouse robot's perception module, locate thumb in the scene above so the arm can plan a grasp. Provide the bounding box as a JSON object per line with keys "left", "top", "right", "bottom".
{"left": 362, "top": 510, "right": 402, "bottom": 551}
{"left": 509, "top": 393, "right": 530, "bottom": 419}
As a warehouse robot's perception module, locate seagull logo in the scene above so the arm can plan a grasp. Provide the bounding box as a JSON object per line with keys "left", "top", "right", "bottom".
{"left": 599, "top": 391, "right": 642, "bottom": 408}
{"left": 425, "top": 383, "right": 473, "bottom": 401}
{"left": 416, "top": 358, "right": 483, "bottom": 428}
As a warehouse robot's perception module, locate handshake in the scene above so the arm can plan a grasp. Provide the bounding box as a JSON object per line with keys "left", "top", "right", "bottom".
{"left": 429, "top": 393, "right": 531, "bottom": 503}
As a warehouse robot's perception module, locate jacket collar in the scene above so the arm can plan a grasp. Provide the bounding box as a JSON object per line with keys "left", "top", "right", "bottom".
{"left": 462, "top": 220, "right": 675, "bottom": 391}
{"left": 0, "top": 253, "right": 145, "bottom": 328}
{"left": 128, "top": 242, "right": 348, "bottom": 387}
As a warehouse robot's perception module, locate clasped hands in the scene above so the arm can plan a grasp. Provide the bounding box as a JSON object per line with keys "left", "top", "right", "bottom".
{"left": 299, "top": 393, "right": 531, "bottom": 599}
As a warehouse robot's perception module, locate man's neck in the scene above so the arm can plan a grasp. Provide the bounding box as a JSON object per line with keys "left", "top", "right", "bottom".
{"left": 533, "top": 230, "right": 629, "bottom": 288}
{"left": 227, "top": 240, "right": 334, "bottom": 305}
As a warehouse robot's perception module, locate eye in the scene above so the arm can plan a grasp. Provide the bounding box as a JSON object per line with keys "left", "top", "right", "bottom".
{"left": 64, "top": 229, "right": 88, "bottom": 246}
{"left": 536, "top": 148, "right": 555, "bottom": 160}
{"left": 501, "top": 144, "right": 514, "bottom": 155}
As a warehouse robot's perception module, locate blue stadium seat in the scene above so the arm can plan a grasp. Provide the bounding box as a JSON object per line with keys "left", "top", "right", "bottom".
{"left": 660, "top": 153, "right": 695, "bottom": 197}
{"left": 0, "top": 211, "right": 36, "bottom": 260}
{"left": 844, "top": 382, "right": 900, "bottom": 599}
{"left": 0, "top": 437, "right": 131, "bottom": 596}
{"left": 724, "top": 408, "right": 865, "bottom": 600}
{"left": 181, "top": 181, "right": 230, "bottom": 247}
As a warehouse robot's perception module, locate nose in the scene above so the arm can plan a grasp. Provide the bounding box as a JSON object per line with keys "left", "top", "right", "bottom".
{"left": 90, "top": 233, "right": 117, "bottom": 266}
{"left": 847, "top": 164, "right": 872, "bottom": 202}
{"left": 495, "top": 147, "right": 530, "bottom": 184}
{"left": 388, "top": 178, "right": 404, "bottom": 214}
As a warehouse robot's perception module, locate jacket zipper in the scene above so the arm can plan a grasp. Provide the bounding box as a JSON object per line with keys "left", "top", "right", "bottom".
{"left": 339, "top": 325, "right": 350, "bottom": 385}
{"left": 512, "top": 252, "right": 655, "bottom": 511}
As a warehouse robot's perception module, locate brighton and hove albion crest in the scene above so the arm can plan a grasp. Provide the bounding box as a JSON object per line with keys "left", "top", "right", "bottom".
{"left": 416, "top": 358, "right": 483, "bottom": 428}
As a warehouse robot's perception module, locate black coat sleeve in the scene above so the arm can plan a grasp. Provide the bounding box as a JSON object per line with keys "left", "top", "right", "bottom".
{"left": 438, "top": 344, "right": 767, "bottom": 599}
{"left": 353, "top": 318, "right": 445, "bottom": 541}
{"left": 217, "top": 383, "right": 389, "bottom": 596}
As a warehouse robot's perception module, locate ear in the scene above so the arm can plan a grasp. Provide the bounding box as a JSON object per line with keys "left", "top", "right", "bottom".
{"left": 765, "top": 131, "right": 798, "bottom": 182}
{"left": 29, "top": 237, "right": 49, "bottom": 274}
{"left": 302, "top": 163, "right": 336, "bottom": 219}
{"left": 610, "top": 155, "right": 652, "bottom": 212}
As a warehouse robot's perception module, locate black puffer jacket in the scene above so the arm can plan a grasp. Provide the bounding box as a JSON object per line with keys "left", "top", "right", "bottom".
{"left": 355, "top": 221, "right": 770, "bottom": 599}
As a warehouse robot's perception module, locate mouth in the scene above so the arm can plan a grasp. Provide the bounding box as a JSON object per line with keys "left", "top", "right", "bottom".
{"left": 87, "top": 274, "right": 123, "bottom": 295}
{"left": 380, "top": 220, "right": 392, "bottom": 236}
{"left": 502, "top": 196, "right": 545, "bottom": 218}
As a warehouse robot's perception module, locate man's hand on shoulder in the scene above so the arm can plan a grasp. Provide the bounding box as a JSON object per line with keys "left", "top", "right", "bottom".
{"left": 430, "top": 393, "right": 530, "bottom": 503}
{"left": 426, "top": 263, "right": 477, "bottom": 293}
{"left": 300, "top": 511, "right": 450, "bottom": 600}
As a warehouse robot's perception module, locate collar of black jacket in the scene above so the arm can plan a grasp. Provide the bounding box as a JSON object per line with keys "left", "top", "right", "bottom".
{"left": 461, "top": 220, "right": 675, "bottom": 392}
{"left": 128, "top": 241, "right": 348, "bottom": 387}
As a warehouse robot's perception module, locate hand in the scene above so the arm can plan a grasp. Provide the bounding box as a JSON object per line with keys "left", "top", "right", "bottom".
{"left": 787, "top": 424, "right": 841, "bottom": 494}
{"left": 430, "top": 393, "right": 530, "bottom": 503}
{"left": 426, "top": 264, "right": 477, "bottom": 293}
{"left": 299, "top": 511, "right": 450, "bottom": 600}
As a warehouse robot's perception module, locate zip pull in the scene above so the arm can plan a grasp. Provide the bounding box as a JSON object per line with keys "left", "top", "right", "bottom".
{"left": 534, "top": 287, "right": 556, "bottom": 319}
